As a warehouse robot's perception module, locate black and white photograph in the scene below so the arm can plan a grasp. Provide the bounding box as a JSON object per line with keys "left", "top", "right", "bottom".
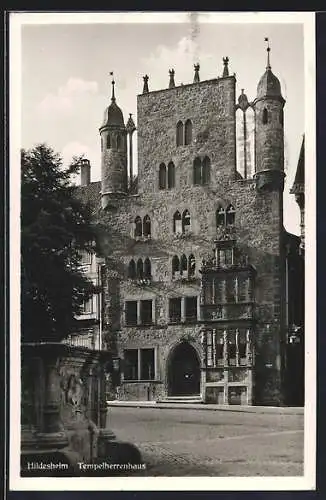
{"left": 9, "top": 11, "right": 316, "bottom": 490}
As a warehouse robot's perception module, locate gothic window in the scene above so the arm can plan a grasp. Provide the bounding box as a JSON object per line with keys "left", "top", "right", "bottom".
{"left": 216, "top": 331, "right": 224, "bottom": 364}
{"left": 159, "top": 163, "right": 167, "bottom": 190}
{"left": 173, "top": 211, "right": 182, "bottom": 234}
{"left": 167, "top": 162, "right": 175, "bottom": 189}
{"left": 180, "top": 254, "right": 188, "bottom": 275}
{"left": 172, "top": 255, "right": 180, "bottom": 276}
{"left": 176, "top": 121, "right": 184, "bottom": 146}
{"left": 134, "top": 216, "right": 142, "bottom": 237}
{"left": 182, "top": 209, "right": 191, "bottom": 233}
{"left": 128, "top": 259, "right": 136, "bottom": 279}
{"left": 143, "top": 215, "right": 151, "bottom": 238}
{"left": 262, "top": 108, "right": 268, "bottom": 124}
{"left": 216, "top": 206, "right": 225, "bottom": 227}
{"left": 169, "top": 298, "right": 181, "bottom": 323}
{"left": 188, "top": 254, "right": 196, "bottom": 277}
{"left": 238, "top": 329, "right": 247, "bottom": 362}
{"left": 226, "top": 205, "right": 235, "bottom": 225}
{"left": 107, "top": 134, "right": 111, "bottom": 149}
{"left": 202, "top": 156, "right": 211, "bottom": 185}
{"left": 184, "top": 119, "right": 192, "bottom": 145}
{"left": 136, "top": 258, "right": 143, "bottom": 279}
{"left": 144, "top": 258, "right": 151, "bottom": 279}
{"left": 228, "top": 330, "right": 237, "bottom": 366}
{"left": 193, "top": 157, "right": 202, "bottom": 185}
{"left": 116, "top": 134, "right": 121, "bottom": 150}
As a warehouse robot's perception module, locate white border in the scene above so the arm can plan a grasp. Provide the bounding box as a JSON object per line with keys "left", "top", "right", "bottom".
{"left": 9, "top": 11, "right": 316, "bottom": 491}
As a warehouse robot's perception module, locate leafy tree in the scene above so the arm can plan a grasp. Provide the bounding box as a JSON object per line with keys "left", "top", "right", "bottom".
{"left": 21, "top": 144, "right": 99, "bottom": 343}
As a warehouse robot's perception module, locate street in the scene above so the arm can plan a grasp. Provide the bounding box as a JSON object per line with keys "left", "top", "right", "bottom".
{"left": 108, "top": 407, "right": 304, "bottom": 476}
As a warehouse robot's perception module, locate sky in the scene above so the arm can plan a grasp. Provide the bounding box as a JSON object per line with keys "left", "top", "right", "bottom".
{"left": 19, "top": 13, "right": 307, "bottom": 235}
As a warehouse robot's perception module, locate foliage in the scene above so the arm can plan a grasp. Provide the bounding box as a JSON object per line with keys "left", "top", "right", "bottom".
{"left": 21, "top": 144, "right": 99, "bottom": 342}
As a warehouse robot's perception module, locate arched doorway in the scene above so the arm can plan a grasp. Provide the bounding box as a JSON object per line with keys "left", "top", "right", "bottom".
{"left": 168, "top": 342, "right": 200, "bottom": 396}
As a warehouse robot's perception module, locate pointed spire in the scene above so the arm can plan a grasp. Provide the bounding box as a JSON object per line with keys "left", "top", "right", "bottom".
{"left": 109, "top": 71, "right": 116, "bottom": 102}
{"left": 222, "top": 57, "right": 229, "bottom": 77}
{"left": 264, "top": 37, "right": 271, "bottom": 70}
{"left": 194, "top": 63, "right": 200, "bottom": 83}
{"left": 126, "top": 113, "right": 136, "bottom": 134}
{"left": 169, "top": 69, "right": 175, "bottom": 88}
{"left": 143, "top": 75, "right": 149, "bottom": 94}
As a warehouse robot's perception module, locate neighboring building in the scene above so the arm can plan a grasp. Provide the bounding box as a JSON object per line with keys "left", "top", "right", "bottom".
{"left": 76, "top": 44, "right": 304, "bottom": 406}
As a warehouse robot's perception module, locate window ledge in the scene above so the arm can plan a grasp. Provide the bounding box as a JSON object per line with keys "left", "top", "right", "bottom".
{"left": 122, "top": 379, "right": 162, "bottom": 384}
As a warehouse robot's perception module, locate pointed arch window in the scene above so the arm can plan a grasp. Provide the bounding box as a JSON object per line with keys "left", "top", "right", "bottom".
{"left": 172, "top": 255, "right": 180, "bottom": 276}
{"left": 107, "top": 134, "right": 111, "bottom": 149}
{"left": 226, "top": 205, "right": 235, "bottom": 226}
{"left": 136, "top": 259, "right": 144, "bottom": 279}
{"left": 143, "top": 215, "right": 151, "bottom": 238}
{"left": 176, "top": 121, "right": 184, "bottom": 146}
{"left": 128, "top": 260, "right": 136, "bottom": 279}
{"left": 159, "top": 163, "right": 167, "bottom": 190}
{"left": 134, "top": 216, "right": 142, "bottom": 237}
{"left": 202, "top": 156, "right": 211, "bottom": 185}
{"left": 262, "top": 108, "right": 268, "bottom": 124}
{"left": 116, "top": 134, "right": 121, "bottom": 150}
{"left": 167, "top": 162, "right": 175, "bottom": 189}
{"left": 182, "top": 210, "right": 191, "bottom": 233}
{"left": 188, "top": 254, "right": 196, "bottom": 277}
{"left": 144, "top": 258, "right": 151, "bottom": 279}
{"left": 173, "top": 211, "right": 182, "bottom": 234}
{"left": 216, "top": 206, "right": 225, "bottom": 227}
{"left": 193, "top": 157, "right": 202, "bottom": 185}
{"left": 279, "top": 109, "right": 284, "bottom": 126}
{"left": 180, "top": 254, "right": 188, "bottom": 275}
{"left": 184, "top": 119, "right": 192, "bottom": 145}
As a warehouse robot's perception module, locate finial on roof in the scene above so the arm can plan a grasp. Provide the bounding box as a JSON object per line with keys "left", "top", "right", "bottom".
{"left": 264, "top": 37, "right": 271, "bottom": 70}
{"left": 194, "top": 63, "right": 200, "bottom": 83}
{"left": 169, "top": 69, "right": 175, "bottom": 89}
{"left": 126, "top": 113, "right": 136, "bottom": 134}
{"left": 109, "top": 71, "right": 116, "bottom": 102}
{"left": 143, "top": 74, "right": 149, "bottom": 94}
{"left": 222, "top": 57, "right": 229, "bottom": 77}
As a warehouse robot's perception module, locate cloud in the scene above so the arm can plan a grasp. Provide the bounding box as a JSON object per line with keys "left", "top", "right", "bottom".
{"left": 38, "top": 77, "right": 98, "bottom": 115}
{"left": 141, "top": 37, "right": 215, "bottom": 90}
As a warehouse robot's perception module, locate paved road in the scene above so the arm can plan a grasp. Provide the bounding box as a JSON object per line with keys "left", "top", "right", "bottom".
{"left": 107, "top": 407, "right": 304, "bottom": 476}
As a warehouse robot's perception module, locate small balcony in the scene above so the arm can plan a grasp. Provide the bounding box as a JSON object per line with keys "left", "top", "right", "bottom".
{"left": 201, "top": 302, "right": 254, "bottom": 322}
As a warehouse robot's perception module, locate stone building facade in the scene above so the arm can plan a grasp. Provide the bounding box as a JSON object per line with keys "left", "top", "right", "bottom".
{"left": 76, "top": 46, "right": 304, "bottom": 406}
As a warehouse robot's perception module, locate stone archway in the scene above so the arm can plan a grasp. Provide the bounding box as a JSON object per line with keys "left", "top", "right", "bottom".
{"left": 167, "top": 342, "right": 200, "bottom": 396}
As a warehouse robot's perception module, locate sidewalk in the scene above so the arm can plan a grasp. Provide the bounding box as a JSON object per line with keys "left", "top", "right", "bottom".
{"left": 107, "top": 400, "right": 304, "bottom": 415}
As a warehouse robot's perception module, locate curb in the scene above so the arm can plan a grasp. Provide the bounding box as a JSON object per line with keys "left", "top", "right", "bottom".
{"left": 106, "top": 401, "right": 304, "bottom": 415}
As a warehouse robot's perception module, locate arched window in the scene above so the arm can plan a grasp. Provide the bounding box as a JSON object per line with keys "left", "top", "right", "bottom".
{"left": 188, "top": 254, "right": 196, "bottom": 277}
{"left": 180, "top": 254, "right": 188, "bottom": 275}
{"left": 262, "top": 108, "right": 268, "bottom": 124}
{"left": 172, "top": 255, "right": 180, "bottom": 276}
{"left": 167, "top": 162, "right": 175, "bottom": 189}
{"left": 176, "top": 121, "right": 184, "bottom": 146}
{"left": 107, "top": 134, "right": 111, "bottom": 149}
{"left": 173, "top": 211, "right": 182, "bottom": 234}
{"left": 143, "top": 215, "right": 151, "bottom": 238}
{"left": 182, "top": 210, "right": 191, "bottom": 233}
{"left": 184, "top": 119, "right": 192, "bottom": 145}
{"left": 159, "top": 163, "right": 167, "bottom": 190}
{"left": 134, "top": 216, "right": 142, "bottom": 237}
{"left": 128, "top": 260, "right": 136, "bottom": 279}
{"left": 202, "top": 156, "right": 211, "bottom": 185}
{"left": 137, "top": 258, "right": 143, "bottom": 279}
{"left": 144, "top": 258, "right": 151, "bottom": 279}
{"left": 216, "top": 206, "right": 225, "bottom": 227}
{"left": 226, "top": 205, "right": 235, "bottom": 226}
{"left": 279, "top": 109, "right": 284, "bottom": 126}
{"left": 116, "top": 134, "right": 121, "bottom": 150}
{"left": 193, "top": 157, "right": 201, "bottom": 185}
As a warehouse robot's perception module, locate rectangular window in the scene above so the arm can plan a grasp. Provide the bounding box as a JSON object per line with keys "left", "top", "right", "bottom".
{"left": 185, "top": 296, "right": 198, "bottom": 322}
{"left": 216, "top": 331, "right": 224, "bottom": 364}
{"left": 238, "top": 329, "right": 247, "bottom": 364}
{"left": 169, "top": 298, "right": 181, "bottom": 323}
{"left": 125, "top": 301, "right": 137, "bottom": 326}
{"left": 141, "top": 349, "right": 155, "bottom": 380}
{"left": 228, "top": 330, "right": 237, "bottom": 366}
{"left": 82, "top": 297, "right": 93, "bottom": 314}
{"left": 124, "top": 349, "right": 138, "bottom": 380}
{"left": 140, "top": 300, "right": 152, "bottom": 325}
{"left": 226, "top": 279, "right": 236, "bottom": 303}
{"left": 79, "top": 249, "right": 92, "bottom": 265}
{"left": 218, "top": 249, "right": 233, "bottom": 267}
